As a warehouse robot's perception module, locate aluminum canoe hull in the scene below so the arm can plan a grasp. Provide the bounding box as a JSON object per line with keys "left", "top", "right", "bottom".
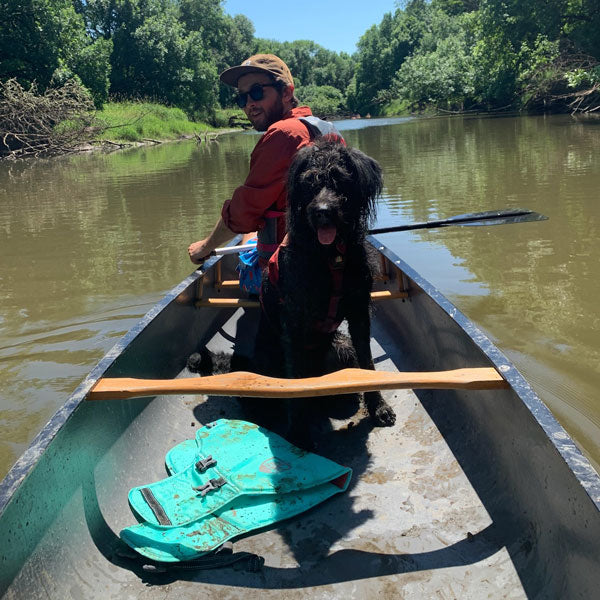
{"left": 1, "top": 237, "right": 599, "bottom": 599}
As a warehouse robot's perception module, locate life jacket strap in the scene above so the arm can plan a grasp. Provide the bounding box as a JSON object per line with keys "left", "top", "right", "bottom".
{"left": 313, "top": 241, "right": 346, "bottom": 333}
{"left": 140, "top": 487, "right": 172, "bottom": 526}
{"left": 257, "top": 209, "right": 286, "bottom": 263}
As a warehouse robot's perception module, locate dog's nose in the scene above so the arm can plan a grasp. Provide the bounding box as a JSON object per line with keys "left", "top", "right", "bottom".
{"left": 313, "top": 204, "right": 334, "bottom": 224}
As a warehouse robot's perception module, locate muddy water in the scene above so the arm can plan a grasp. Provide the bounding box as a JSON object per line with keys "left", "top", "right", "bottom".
{"left": 1, "top": 114, "right": 598, "bottom": 479}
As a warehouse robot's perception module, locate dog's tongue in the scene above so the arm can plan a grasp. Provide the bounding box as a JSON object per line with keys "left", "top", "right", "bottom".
{"left": 317, "top": 226, "right": 337, "bottom": 245}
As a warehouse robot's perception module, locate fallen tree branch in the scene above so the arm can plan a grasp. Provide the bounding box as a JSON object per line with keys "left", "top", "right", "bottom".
{"left": 0, "top": 79, "right": 97, "bottom": 159}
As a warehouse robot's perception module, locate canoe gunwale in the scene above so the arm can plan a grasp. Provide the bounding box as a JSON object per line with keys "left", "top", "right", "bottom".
{"left": 0, "top": 243, "right": 236, "bottom": 517}
{"left": 369, "top": 234, "right": 600, "bottom": 510}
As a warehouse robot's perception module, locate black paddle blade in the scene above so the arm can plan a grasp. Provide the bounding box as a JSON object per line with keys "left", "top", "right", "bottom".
{"left": 369, "top": 208, "right": 548, "bottom": 235}
{"left": 456, "top": 210, "right": 548, "bottom": 227}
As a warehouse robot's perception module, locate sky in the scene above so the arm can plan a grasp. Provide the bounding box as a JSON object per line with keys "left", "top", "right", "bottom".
{"left": 223, "top": 0, "right": 398, "bottom": 55}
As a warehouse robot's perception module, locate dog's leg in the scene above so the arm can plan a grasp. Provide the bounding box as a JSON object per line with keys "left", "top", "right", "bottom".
{"left": 279, "top": 318, "right": 317, "bottom": 449}
{"left": 347, "top": 305, "right": 396, "bottom": 427}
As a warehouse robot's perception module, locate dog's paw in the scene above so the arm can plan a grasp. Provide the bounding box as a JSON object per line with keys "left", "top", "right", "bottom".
{"left": 186, "top": 349, "right": 229, "bottom": 375}
{"left": 371, "top": 402, "right": 397, "bottom": 427}
{"left": 365, "top": 391, "right": 396, "bottom": 427}
{"left": 186, "top": 351, "right": 209, "bottom": 374}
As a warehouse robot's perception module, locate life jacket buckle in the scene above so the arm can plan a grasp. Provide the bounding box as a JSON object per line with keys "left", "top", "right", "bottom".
{"left": 193, "top": 477, "right": 227, "bottom": 496}
{"left": 195, "top": 455, "right": 217, "bottom": 473}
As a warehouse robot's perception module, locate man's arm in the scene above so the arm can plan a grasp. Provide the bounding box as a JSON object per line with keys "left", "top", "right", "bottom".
{"left": 188, "top": 218, "right": 235, "bottom": 264}
{"left": 222, "top": 127, "right": 310, "bottom": 233}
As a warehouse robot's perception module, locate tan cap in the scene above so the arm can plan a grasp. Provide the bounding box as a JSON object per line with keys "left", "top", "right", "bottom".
{"left": 220, "top": 54, "right": 294, "bottom": 89}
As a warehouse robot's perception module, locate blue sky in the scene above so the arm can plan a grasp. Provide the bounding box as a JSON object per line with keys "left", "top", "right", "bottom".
{"left": 223, "top": 1, "right": 398, "bottom": 55}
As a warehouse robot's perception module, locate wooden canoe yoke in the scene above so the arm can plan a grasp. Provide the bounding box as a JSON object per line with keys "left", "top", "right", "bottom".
{"left": 88, "top": 367, "right": 509, "bottom": 401}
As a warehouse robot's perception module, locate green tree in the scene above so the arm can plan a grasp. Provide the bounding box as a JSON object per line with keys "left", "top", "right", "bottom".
{"left": 0, "top": 0, "right": 111, "bottom": 106}
{"left": 79, "top": 0, "right": 218, "bottom": 114}
{"left": 67, "top": 38, "right": 113, "bottom": 107}
{"left": 217, "top": 13, "right": 255, "bottom": 106}
{"left": 431, "top": 0, "right": 479, "bottom": 16}
{"left": 392, "top": 18, "right": 475, "bottom": 110}
{"left": 296, "top": 84, "right": 345, "bottom": 116}
{"left": 312, "top": 48, "right": 354, "bottom": 91}
{"left": 349, "top": 4, "right": 426, "bottom": 114}
{"left": 1, "top": 0, "right": 64, "bottom": 87}
{"left": 469, "top": 0, "right": 594, "bottom": 107}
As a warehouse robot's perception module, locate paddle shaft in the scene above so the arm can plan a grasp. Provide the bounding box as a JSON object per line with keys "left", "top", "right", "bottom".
{"left": 210, "top": 243, "right": 256, "bottom": 256}
{"left": 211, "top": 209, "right": 546, "bottom": 255}
{"left": 87, "top": 367, "right": 508, "bottom": 401}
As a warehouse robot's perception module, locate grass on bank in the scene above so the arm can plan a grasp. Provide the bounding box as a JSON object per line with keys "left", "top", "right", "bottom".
{"left": 93, "top": 101, "right": 218, "bottom": 143}
{"left": 91, "top": 100, "right": 412, "bottom": 146}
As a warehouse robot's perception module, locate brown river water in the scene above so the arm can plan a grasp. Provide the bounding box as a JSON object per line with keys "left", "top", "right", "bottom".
{"left": 0, "top": 114, "right": 598, "bottom": 480}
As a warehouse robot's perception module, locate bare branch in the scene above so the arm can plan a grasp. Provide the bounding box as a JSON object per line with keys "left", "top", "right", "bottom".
{"left": 0, "top": 79, "right": 98, "bottom": 160}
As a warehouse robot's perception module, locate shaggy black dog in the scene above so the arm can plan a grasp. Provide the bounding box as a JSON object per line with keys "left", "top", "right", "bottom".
{"left": 252, "top": 139, "right": 397, "bottom": 446}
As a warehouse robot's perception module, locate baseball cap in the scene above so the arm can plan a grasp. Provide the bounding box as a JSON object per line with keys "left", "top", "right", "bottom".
{"left": 220, "top": 54, "right": 294, "bottom": 89}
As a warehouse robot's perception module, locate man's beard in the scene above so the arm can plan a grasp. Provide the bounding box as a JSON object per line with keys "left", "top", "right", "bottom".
{"left": 249, "top": 95, "right": 286, "bottom": 131}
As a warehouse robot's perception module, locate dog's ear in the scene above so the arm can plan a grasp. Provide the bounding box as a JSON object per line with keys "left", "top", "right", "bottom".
{"left": 287, "top": 144, "right": 317, "bottom": 193}
{"left": 346, "top": 148, "right": 383, "bottom": 219}
{"left": 286, "top": 144, "right": 318, "bottom": 234}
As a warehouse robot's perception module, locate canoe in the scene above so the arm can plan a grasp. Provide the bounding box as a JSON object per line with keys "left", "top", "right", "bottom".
{"left": 1, "top": 236, "right": 599, "bottom": 598}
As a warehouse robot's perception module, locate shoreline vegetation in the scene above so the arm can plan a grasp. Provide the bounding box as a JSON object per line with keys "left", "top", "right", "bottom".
{"left": 0, "top": 78, "right": 597, "bottom": 161}
{"left": 2, "top": 1, "right": 599, "bottom": 159}
{"left": 0, "top": 80, "right": 248, "bottom": 160}
{"left": 86, "top": 101, "right": 241, "bottom": 150}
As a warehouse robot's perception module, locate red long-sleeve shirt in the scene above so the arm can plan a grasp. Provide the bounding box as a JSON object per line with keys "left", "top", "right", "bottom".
{"left": 221, "top": 106, "right": 314, "bottom": 245}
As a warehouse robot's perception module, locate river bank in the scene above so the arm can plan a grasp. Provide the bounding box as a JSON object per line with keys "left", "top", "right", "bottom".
{"left": 0, "top": 97, "right": 246, "bottom": 160}
{"left": 88, "top": 101, "right": 243, "bottom": 149}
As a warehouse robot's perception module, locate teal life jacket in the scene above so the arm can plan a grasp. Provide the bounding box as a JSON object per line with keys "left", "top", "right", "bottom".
{"left": 120, "top": 419, "right": 351, "bottom": 562}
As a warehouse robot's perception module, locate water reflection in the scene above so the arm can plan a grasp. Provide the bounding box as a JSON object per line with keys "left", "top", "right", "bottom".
{"left": 0, "top": 114, "right": 598, "bottom": 478}
{"left": 344, "top": 114, "right": 600, "bottom": 470}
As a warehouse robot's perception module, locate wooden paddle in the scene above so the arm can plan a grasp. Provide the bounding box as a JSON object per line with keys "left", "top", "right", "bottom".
{"left": 87, "top": 367, "right": 509, "bottom": 401}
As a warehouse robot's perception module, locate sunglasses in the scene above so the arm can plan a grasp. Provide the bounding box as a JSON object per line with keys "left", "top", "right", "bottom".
{"left": 235, "top": 83, "right": 277, "bottom": 108}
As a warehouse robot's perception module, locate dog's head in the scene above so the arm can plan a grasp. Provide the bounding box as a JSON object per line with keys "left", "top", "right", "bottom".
{"left": 286, "top": 139, "right": 383, "bottom": 245}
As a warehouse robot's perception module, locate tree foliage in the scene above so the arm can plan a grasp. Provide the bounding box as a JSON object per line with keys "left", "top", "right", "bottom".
{"left": 2, "top": 0, "right": 600, "bottom": 131}
{"left": 350, "top": 0, "right": 600, "bottom": 114}
{"left": 296, "top": 85, "right": 345, "bottom": 117}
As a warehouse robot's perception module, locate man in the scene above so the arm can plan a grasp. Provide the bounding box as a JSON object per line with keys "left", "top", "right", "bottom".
{"left": 187, "top": 54, "right": 343, "bottom": 267}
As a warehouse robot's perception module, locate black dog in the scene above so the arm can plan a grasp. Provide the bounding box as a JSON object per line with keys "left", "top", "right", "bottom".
{"left": 252, "top": 139, "right": 396, "bottom": 446}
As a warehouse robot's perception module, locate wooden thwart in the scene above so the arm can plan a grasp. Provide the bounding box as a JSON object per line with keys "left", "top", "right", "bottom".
{"left": 196, "top": 289, "right": 408, "bottom": 308}
{"left": 87, "top": 367, "right": 508, "bottom": 401}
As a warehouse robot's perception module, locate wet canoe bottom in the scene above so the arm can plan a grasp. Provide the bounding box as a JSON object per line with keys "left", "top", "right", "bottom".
{"left": 5, "top": 307, "right": 526, "bottom": 599}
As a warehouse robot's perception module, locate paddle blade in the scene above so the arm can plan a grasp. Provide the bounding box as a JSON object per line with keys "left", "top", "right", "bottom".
{"left": 452, "top": 210, "right": 548, "bottom": 227}
{"left": 369, "top": 208, "right": 548, "bottom": 235}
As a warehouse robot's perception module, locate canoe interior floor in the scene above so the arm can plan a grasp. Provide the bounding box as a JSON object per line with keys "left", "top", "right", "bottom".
{"left": 3, "top": 307, "right": 527, "bottom": 599}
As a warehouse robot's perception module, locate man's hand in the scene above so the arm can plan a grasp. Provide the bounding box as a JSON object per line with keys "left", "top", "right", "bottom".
{"left": 188, "top": 239, "right": 212, "bottom": 264}
{"left": 187, "top": 218, "right": 243, "bottom": 265}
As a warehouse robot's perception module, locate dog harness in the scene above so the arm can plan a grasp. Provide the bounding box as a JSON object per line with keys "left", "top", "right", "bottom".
{"left": 256, "top": 117, "right": 344, "bottom": 265}
{"left": 119, "top": 419, "right": 351, "bottom": 562}
{"left": 266, "top": 234, "right": 347, "bottom": 335}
